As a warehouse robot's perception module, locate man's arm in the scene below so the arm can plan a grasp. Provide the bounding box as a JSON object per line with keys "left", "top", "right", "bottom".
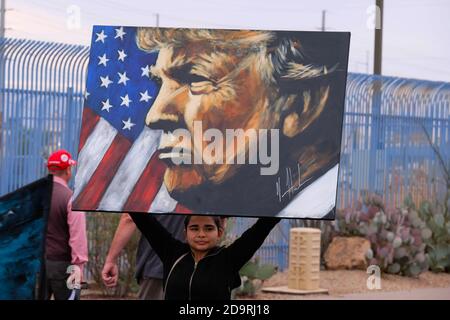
{"left": 102, "top": 213, "right": 137, "bottom": 287}
{"left": 67, "top": 201, "right": 88, "bottom": 278}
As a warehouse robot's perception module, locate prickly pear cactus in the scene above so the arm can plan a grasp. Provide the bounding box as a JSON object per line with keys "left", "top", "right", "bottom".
{"left": 234, "top": 257, "right": 277, "bottom": 297}
{"left": 415, "top": 196, "right": 450, "bottom": 273}
{"left": 334, "top": 194, "right": 429, "bottom": 277}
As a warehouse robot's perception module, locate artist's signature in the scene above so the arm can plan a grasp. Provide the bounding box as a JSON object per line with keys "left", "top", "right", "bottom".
{"left": 275, "top": 164, "right": 310, "bottom": 202}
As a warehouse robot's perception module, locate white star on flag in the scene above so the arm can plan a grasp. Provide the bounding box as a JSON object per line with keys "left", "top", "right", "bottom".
{"left": 101, "top": 99, "right": 113, "bottom": 112}
{"left": 118, "top": 71, "right": 130, "bottom": 85}
{"left": 95, "top": 30, "right": 107, "bottom": 43}
{"left": 84, "top": 91, "right": 90, "bottom": 100}
{"left": 118, "top": 49, "right": 127, "bottom": 62}
{"left": 139, "top": 90, "right": 152, "bottom": 102}
{"left": 120, "top": 94, "right": 132, "bottom": 107}
{"left": 141, "top": 65, "right": 150, "bottom": 78}
{"left": 115, "top": 27, "right": 126, "bottom": 40}
{"left": 98, "top": 54, "right": 109, "bottom": 66}
{"left": 100, "top": 75, "right": 113, "bottom": 88}
{"left": 122, "top": 117, "right": 135, "bottom": 130}
{"left": 73, "top": 27, "right": 188, "bottom": 220}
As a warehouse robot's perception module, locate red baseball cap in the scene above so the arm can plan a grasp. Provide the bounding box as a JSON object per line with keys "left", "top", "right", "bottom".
{"left": 47, "top": 149, "right": 77, "bottom": 170}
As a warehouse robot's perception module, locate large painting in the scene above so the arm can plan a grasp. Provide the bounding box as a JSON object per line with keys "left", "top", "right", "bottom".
{"left": 0, "top": 175, "right": 52, "bottom": 300}
{"left": 73, "top": 26, "right": 350, "bottom": 219}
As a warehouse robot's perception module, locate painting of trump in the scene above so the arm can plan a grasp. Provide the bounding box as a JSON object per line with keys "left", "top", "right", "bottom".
{"left": 73, "top": 26, "right": 349, "bottom": 219}
{"left": 136, "top": 27, "right": 350, "bottom": 218}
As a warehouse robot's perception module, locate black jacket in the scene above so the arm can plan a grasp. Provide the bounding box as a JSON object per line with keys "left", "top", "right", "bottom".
{"left": 129, "top": 213, "right": 280, "bottom": 300}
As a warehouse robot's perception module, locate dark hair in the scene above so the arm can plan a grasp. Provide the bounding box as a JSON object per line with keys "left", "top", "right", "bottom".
{"left": 184, "top": 215, "right": 223, "bottom": 230}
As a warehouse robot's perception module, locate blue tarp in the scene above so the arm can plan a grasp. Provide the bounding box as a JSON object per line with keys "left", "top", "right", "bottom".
{"left": 0, "top": 175, "right": 52, "bottom": 300}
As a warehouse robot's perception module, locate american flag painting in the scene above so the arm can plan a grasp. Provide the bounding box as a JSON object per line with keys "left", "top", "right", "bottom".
{"left": 73, "top": 26, "right": 189, "bottom": 214}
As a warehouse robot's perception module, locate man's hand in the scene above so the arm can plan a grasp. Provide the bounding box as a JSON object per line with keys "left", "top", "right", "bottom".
{"left": 102, "top": 213, "right": 136, "bottom": 288}
{"left": 102, "top": 261, "right": 119, "bottom": 287}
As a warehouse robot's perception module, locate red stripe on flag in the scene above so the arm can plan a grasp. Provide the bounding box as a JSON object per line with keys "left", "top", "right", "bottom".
{"left": 123, "top": 153, "right": 167, "bottom": 212}
{"left": 175, "top": 203, "right": 192, "bottom": 214}
{"left": 73, "top": 134, "right": 132, "bottom": 210}
{"left": 78, "top": 107, "right": 100, "bottom": 153}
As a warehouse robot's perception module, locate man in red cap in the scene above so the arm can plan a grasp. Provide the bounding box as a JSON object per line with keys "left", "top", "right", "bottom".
{"left": 44, "top": 149, "right": 88, "bottom": 300}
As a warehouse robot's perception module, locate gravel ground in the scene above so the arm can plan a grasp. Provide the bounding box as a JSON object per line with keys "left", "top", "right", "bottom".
{"left": 82, "top": 270, "right": 450, "bottom": 300}
{"left": 239, "top": 270, "right": 450, "bottom": 300}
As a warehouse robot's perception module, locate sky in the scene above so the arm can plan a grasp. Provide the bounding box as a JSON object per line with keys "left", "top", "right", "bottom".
{"left": 4, "top": 0, "right": 450, "bottom": 82}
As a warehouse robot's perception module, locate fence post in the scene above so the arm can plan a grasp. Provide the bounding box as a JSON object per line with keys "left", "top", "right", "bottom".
{"left": 0, "top": 38, "right": 5, "bottom": 194}
{"left": 369, "top": 77, "right": 382, "bottom": 194}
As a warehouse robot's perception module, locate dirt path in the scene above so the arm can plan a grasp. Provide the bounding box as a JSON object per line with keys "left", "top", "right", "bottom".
{"left": 81, "top": 270, "right": 450, "bottom": 300}
{"left": 239, "top": 270, "right": 450, "bottom": 300}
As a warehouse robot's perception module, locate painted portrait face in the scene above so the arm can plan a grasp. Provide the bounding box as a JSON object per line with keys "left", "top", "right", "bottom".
{"left": 146, "top": 45, "right": 276, "bottom": 196}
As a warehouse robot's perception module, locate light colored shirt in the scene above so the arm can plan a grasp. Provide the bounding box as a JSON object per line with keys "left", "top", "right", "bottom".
{"left": 53, "top": 176, "right": 88, "bottom": 270}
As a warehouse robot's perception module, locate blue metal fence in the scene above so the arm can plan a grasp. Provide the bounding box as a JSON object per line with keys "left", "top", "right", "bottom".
{"left": 339, "top": 74, "right": 449, "bottom": 210}
{"left": 0, "top": 38, "right": 89, "bottom": 194}
{"left": 1, "top": 38, "right": 449, "bottom": 271}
